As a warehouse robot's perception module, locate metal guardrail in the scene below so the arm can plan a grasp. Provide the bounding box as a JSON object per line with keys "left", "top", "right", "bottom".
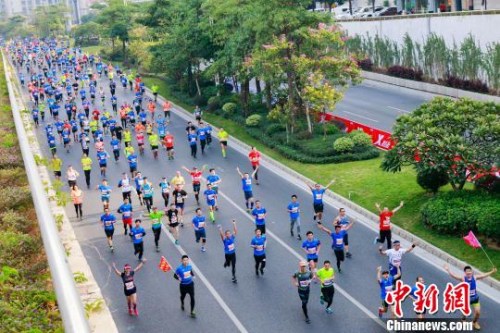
{"left": 1, "top": 52, "right": 91, "bottom": 333}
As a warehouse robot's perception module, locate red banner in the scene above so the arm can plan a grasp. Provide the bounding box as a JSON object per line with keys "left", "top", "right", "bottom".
{"left": 323, "top": 113, "right": 395, "bottom": 150}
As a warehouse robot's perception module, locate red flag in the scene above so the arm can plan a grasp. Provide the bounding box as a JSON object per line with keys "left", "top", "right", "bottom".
{"left": 463, "top": 231, "right": 481, "bottom": 249}
{"left": 158, "top": 256, "right": 171, "bottom": 272}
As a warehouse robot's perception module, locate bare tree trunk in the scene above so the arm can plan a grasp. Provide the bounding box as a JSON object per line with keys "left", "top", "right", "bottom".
{"left": 255, "top": 78, "right": 262, "bottom": 94}
{"left": 240, "top": 78, "right": 250, "bottom": 116}
{"left": 305, "top": 103, "right": 313, "bottom": 134}
{"left": 233, "top": 76, "right": 239, "bottom": 93}
{"left": 265, "top": 81, "right": 272, "bottom": 110}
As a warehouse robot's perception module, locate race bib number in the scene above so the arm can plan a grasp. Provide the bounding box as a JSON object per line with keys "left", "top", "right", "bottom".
{"left": 308, "top": 247, "right": 316, "bottom": 254}
{"left": 256, "top": 245, "right": 264, "bottom": 251}
{"left": 323, "top": 279, "right": 333, "bottom": 286}
{"left": 336, "top": 238, "right": 343, "bottom": 245}
{"left": 198, "top": 222, "right": 205, "bottom": 229}
{"left": 124, "top": 211, "right": 131, "bottom": 217}
{"left": 134, "top": 234, "right": 142, "bottom": 240}
{"left": 227, "top": 244, "right": 235, "bottom": 251}
{"left": 299, "top": 280, "right": 311, "bottom": 287}
{"left": 125, "top": 281, "right": 134, "bottom": 290}
{"left": 183, "top": 271, "right": 191, "bottom": 279}
{"left": 315, "top": 194, "right": 322, "bottom": 200}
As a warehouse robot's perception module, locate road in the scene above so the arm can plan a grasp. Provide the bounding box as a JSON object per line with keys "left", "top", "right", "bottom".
{"left": 335, "top": 81, "right": 430, "bottom": 132}
{"left": 15, "top": 63, "right": 498, "bottom": 333}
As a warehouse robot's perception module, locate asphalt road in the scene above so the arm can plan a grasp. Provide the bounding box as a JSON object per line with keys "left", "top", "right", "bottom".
{"left": 335, "top": 82, "right": 430, "bottom": 132}
{"left": 16, "top": 63, "right": 499, "bottom": 333}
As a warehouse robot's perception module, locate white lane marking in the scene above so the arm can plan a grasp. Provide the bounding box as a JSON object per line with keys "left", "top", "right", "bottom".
{"left": 159, "top": 224, "right": 248, "bottom": 333}
{"left": 340, "top": 111, "right": 379, "bottom": 123}
{"left": 387, "top": 106, "right": 409, "bottom": 113}
{"left": 216, "top": 189, "right": 386, "bottom": 329}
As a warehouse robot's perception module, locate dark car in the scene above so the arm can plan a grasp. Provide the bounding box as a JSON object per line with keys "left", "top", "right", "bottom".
{"left": 376, "top": 7, "right": 398, "bottom": 16}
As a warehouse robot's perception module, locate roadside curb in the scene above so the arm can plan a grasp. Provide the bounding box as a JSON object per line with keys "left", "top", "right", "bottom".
{"left": 145, "top": 86, "right": 500, "bottom": 295}
{"left": 3, "top": 53, "right": 119, "bottom": 333}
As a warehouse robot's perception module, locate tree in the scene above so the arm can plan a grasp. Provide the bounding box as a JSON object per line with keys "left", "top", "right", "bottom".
{"left": 416, "top": 167, "right": 449, "bottom": 194}
{"left": 72, "top": 21, "right": 102, "bottom": 46}
{"left": 32, "top": 4, "right": 68, "bottom": 37}
{"left": 382, "top": 97, "right": 500, "bottom": 191}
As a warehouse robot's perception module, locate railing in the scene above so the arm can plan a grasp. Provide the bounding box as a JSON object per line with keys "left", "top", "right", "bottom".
{"left": 1, "top": 52, "right": 91, "bottom": 333}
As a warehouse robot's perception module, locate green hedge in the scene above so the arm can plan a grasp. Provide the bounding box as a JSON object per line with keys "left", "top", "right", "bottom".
{"left": 421, "top": 191, "right": 500, "bottom": 242}
{"left": 245, "top": 128, "right": 380, "bottom": 164}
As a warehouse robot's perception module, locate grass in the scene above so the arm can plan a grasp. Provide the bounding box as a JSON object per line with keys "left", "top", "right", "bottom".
{"left": 0, "top": 55, "right": 63, "bottom": 331}
{"left": 143, "top": 75, "right": 500, "bottom": 280}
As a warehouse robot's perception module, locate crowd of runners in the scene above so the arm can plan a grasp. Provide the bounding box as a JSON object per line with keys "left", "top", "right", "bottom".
{"left": 6, "top": 38, "right": 496, "bottom": 330}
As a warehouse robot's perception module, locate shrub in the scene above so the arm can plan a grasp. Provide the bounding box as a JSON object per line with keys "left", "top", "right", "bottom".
{"left": 1, "top": 210, "right": 30, "bottom": 233}
{"left": 265, "top": 123, "right": 286, "bottom": 136}
{"left": 245, "top": 114, "right": 262, "bottom": 127}
{"left": 387, "top": 65, "right": 423, "bottom": 81}
{"left": 0, "top": 168, "right": 27, "bottom": 187}
{"left": 357, "top": 58, "right": 373, "bottom": 71}
{"left": 295, "top": 130, "right": 313, "bottom": 140}
{"left": 206, "top": 96, "right": 221, "bottom": 111}
{"left": 421, "top": 191, "right": 500, "bottom": 237}
{"left": 333, "top": 137, "right": 354, "bottom": 153}
{"left": 349, "top": 130, "right": 372, "bottom": 147}
{"left": 0, "top": 147, "right": 23, "bottom": 168}
{"left": 193, "top": 94, "right": 207, "bottom": 107}
{"left": 0, "top": 186, "right": 33, "bottom": 211}
{"left": 313, "top": 123, "right": 340, "bottom": 136}
{"left": 444, "top": 76, "right": 489, "bottom": 94}
{"left": 222, "top": 102, "right": 238, "bottom": 116}
{"left": 416, "top": 168, "right": 449, "bottom": 194}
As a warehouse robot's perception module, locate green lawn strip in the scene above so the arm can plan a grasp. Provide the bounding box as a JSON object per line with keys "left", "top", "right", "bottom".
{"left": 142, "top": 75, "right": 499, "bottom": 280}
{"left": 0, "top": 56, "right": 63, "bottom": 331}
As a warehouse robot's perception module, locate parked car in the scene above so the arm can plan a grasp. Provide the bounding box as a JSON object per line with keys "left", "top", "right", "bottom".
{"left": 352, "top": 6, "right": 373, "bottom": 17}
{"left": 375, "top": 6, "right": 398, "bottom": 16}
{"left": 359, "top": 6, "right": 384, "bottom": 18}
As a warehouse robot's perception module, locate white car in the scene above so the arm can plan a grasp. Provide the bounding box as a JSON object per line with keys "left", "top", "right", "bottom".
{"left": 352, "top": 6, "right": 372, "bottom": 17}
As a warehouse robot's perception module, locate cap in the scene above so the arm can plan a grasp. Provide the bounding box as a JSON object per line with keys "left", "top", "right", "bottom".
{"left": 393, "top": 240, "right": 400, "bottom": 244}
{"left": 124, "top": 264, "right": 131, "bottom": 269}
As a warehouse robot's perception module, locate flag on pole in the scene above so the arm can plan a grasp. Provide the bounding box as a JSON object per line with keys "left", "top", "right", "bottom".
{"left": 158, "top": 256, "right": 171, "bottom": 272}
{"left": 463, "top": 231, "right": 481, "bottom": 249}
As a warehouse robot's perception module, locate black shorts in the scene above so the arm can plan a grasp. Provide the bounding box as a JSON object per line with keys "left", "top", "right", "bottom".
{"left": 124, "top": 287, "right": 137, "bottom": 296}
{"left": 256, "top": 224, "right": 266, "bottom": 234}
{"left": 220, "top": 141, "right": 227, "bottom": 147}
{"left": 343, "top": 233, "right": 349, "bottom": 246}
{"left": 100, "top": 162, "right": 107, "bottom": 168}
{"left": 166, "top": 147, "right": 174, "bottom": 151}
{"left": 244, "top": 191, "right": 253, "bottom": 200}
{"left": 136, "top": 189, "right": 142, "bottom": 195}
{"left": 105, "top": 228, "right": 114, "bottom": 238}
{"left": 298, "top": 289, "right": 310, "bottom": 302}
{"left": 333, "top": 248, "right": 345, "bottom": 262}
{"left": 193, "top": 183, "right": 201, "bottom": 193}
{"left": 169, "top": 222, "right": 179, "bottom": 228}
{"left": 175, "top": 203, "right": 184, "bottom": 210}
{"left": 151, "top": 145, "right": 158, "bottom": 150}
{"left": 307, "top": 257, "right": 318, "bottom": 263}
{"left": 130, "top": 166, "right": 137, "bottom": 173}
{"left": 313, "top": 203, "right": 324, "bottom": 213}
{"left": 54, "top": 171, "right": 62, "bottom": 177}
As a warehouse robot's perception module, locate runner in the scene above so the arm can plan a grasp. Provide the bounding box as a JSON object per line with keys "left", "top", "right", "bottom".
{"left": 149, "top": 206, "right": 164, "bottom": 252}
{"left": 170, "top": 171, "right": 186, "bottom": 189}
{"left": 51, "top": 154, "right": 63, "bottom": 180}
{"left": 409, "top": 276, "right": 427, "bottom": 320}
{"left": 134, "top": 172, "right": 145, "bottom": 206}
{"left": 292, "top": 261, "right": 313, "bottom": 323}
{"left": 251, "top": 200, "right": 267, "bottom": 235}
{"left": 302, "top": 231, "right": 320, "bottom": 273}
{"left": 100, "top": 207, "right": 116, "bottom": 252}
{"left": 66, "top": 165, "right": 80, "bottom": 188}
{"left": 136, "top": 130, "right": 145, "bottom": 156}
{"left": 166, "top": 203, "right": 180, "bottom": 245}
{"left": 248, "top": 146, "right": 261, "bottom": 185}
{"left": 70, "top": 184, "right": 84, "bottom": 220}
{"left": 182, "top": 165, "right": 205, "bottom": 206}
{"left": 127, "top": 151, "right": 138, "bottom": 177}
{"left": 172, "top": 185, "right": 188, "bottom": 227}
{"left": 287, "top": 194, "right": 301, "bottom": 240}
{"left": 318, "top": 222, "right": 354, "bottom": 273}
{"left": 374, "top": 201, "right": 404, "bottom": 249}
{"left": 304, "top": 179, "right": 335, "bottom": 225}
{"left": 142, "top": 177, "right": 154, "bottom": 213}
{"left": 118, "top": 173, "right": 133, "bottom": 204}
{"left": 158, "top": 177, "right": 171, "bottom": 207}
{"left": 379, "top": 240, "right": 416, "bottom": 283}
{"left": 148, "top": 132, "right": 159, "bottom": 159}
{"left": 96, "top": 149, "right": 109, "bottom": 178}
{"left": 251, "top": 228, "right": 267, "bottom": 276}
{"left": 129, "top": 219, "right": 146, "bottom": 261}
{"left": 112, "top": 260, "right": 145, "bottom": 316}
{"left": 236, "top": 166, "right": 258, "bottom": 212}
{"left": 197, "top": 122, "right": 207, "bottom": 155}
{"left": 218, "top": 220, "right": 238, "bottom": 283}
{"left": 96, "top": 179, "right": 112, "bottom": 210}
{"left": 192, "top": 208, "right": 207, "bottom": 252}
{"left": 377, "top": 265, "right": 401, "bottom": 319}
{"left": 162, "top": 100, "right": 172, "bottom": 121}
{"left": 110, "top": 135, "right": 121, "bottom": 161}
{"left": 203, "top": 183, "right": 218, "bottom": 223}
{"left": 444, "top": 265, "right": 497, "bottom": 330}
{"left": 174, "top": 255, "right": 196, "bottom": 318}
{"left": 163, "top": 131, "right": 175, "bottom": 160}
{"left": 117, "top": 198, "right": 133, "bottom": 235}
{"left": 194, "top": 105, "right": 202, "bottom": 124}
{"left": 334, "top": 208, "right": 353, "bottom": 258}
{"left": 316, "top": 260, "right": 335, "bottom": 314}
{"left": 187, "top": 129, "right": 198, "bottom": 158}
